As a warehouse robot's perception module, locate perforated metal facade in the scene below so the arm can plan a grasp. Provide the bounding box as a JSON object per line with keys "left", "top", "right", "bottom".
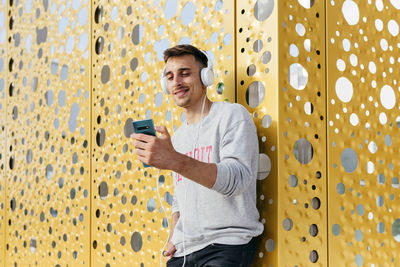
{"left": 0, "top": 0, "right": 399, "bottom": 266}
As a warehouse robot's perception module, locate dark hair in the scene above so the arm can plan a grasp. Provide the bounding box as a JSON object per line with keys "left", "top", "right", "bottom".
{"left": 163, "top": 44, "right": 208, "bottom": 69}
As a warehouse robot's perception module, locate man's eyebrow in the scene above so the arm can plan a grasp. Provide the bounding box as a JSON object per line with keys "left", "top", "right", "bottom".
{"left": 165, "top": 67, "right": 192, "bottom": 76}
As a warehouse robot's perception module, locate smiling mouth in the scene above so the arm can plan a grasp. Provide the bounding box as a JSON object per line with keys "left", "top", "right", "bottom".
{"left": 173, "top": 87, "right": 189, "bottom": 97}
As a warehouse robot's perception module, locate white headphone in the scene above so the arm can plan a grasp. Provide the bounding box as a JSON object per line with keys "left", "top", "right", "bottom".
{"left": 160, "top": 50, "right": 214, "bottom": 94}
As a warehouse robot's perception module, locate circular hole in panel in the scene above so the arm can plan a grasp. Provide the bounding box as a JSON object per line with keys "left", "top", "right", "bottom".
{"left": 254, "top": 0, "right": 274, "bottom": 21}
{"left": 124, "top": 118, "right": 134, "bottom": 138}
{"left": 30, "top": 238, "right": 37, "bottom": 253}
{"left": 332, "top": 224, "right": 341, "bottom": 236}
{"left": 376, "top": 0, "right": 384, "bottom": 11}
{"left": 26, "top": 149, "right": 33, "bottom": 164}
{"left": 130, "top": 232, "right": 143, "bottom": 252}
{"left": 355, "top": 229, "right": 363, "bottom": 241}
{"left": 9, "top": 82, "right": 14, "bottom": 96}
{"left": 9, "top": 16, "right": 14, "bottom": 30}
{"left": 9, "top": 58, "right": 14, "bottom": 72}
{"left": 131, "top": 24, "right": 144, "bottom": 45}
{"left": 289, "top": 63, "right": 308, "bottom": 90}
{"left": 342, "top": 0, "right": 359, "bottom": 25}
{"left": 341, "top": 148, "right": 358, "bottom": 173}
{"left": 309, "top": 224, "right": 318, "bottom": 236}
{"left": 180, "top": 2, "right": 195, "bottom": 26}
{"left": 388, "top": 19, "right": 399, "bottom": 36}
{"left": 99, "top": 181, "right": 108, "bottom": 200}
{"left": 130, "top": 58, "right": 138, "bottom": 72}
{"left": 392, "top": 219, "right": 400, "bottom": 242}
{"left": 376, "top": 195, "right": 384, "bottom": 207}
{"left": 10, "top": 198, "right": 16, "bottom": 211}
{"left": 336, "top": 59, "right": 346, "bottom": 71}
{"left": 12, "top": 106, "right": 18, "bottom": 120}
{"left": 257, "top": 153, "right": 271, "bottom": 180}
{"left": 380, "top": 85, "right": 396, "bottom": 109}
{"left": 311, "top": 197, "right": 320, "bottom": 209}
{"left": 265, "top": 239, "right": 275, "bottom": 252}
{"left": 390, "top": 0, "right": 400, "bottom": 9}
{"left": 355, "top": 254, "right": 363, "bottom": 266}
{"left": 94, "top": 5, "right": 103, "bottom": 23}
{"left": 356, "top": 204, "right": 365, "bottom": 216}
{"left": 247, "top": 64, "right": 256, "bottom": 76}
{"left": 147, "top": 198, "right": 156, "bottom": 212}
{"left": 304, "top": 102, "right": 313, "bottom": 115}
{"left": 335, "top": 77, "right": 353, "bottom": 103}
{"left": 246, "top": 81, "right": 265, "bottom": 108}
{"left": 288, "top": 175, "right": 298, "bottom": 187}
{"left": 377, "top": 222, "right": 385, "bottom": 234}
{"left": 293, "top": 138, "right": 313, "bottom": 164}
{"left": 261, "top": 115, "right": 272, "bottom": 128}
{"left": 298, "top": 0, "right": 315, "bottom": 8}
{"left": 310, "top": 250, "right": 319, "bottom": 263}
{"left": 261, "top": 51, "right": 271, "bottom": 64}
{"left": 336, "top": 182, "right": 345, "bottom": 195}
{"left": 289, "top": 44, "right": 299, "bottom": 57}
{"left": 392, "top": 177, "right": 399, "bottom": 189}
{"left": 304, "top": 39, "right": 312, "bottom": 52}
{"left": 295, "top": 23, "right": 306, "bottom": 36}
{"left": 155, "top": 92, "right": 163, "bottom": 107}
{"left": 223, "top": 33, "right": 232, "bottom": 46}
{"left": 253, "top": 40, "right": 263, "bottom": 52}
{"left": 367, "top": 161, "right": 375, "bottom": 174}
{"left": 164, "top": 0, "right": 178, "bottom": 20}
{"left": 101, "top": 65, "right": 110, "bottom": 84}
{"left": 282, "top": 218, "right": 293, "bottom": 231}
{"left": 96, "top": 128, "right": 106, "bottom": 147}
{"left": 216, "top": 82, "right": 224, "bottom": 95}
{"left": 368, "top": 141, "right": 377, "bottom": 154}
{"left": 45, "top": 164, "right": 53, "bottom": 180}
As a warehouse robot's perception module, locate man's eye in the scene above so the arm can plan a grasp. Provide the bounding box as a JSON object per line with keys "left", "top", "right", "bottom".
{"left": 181, "top": 72, "right": 190, "bottom": 76}
{"left": 167, "top": 76, "right": 173, "bottom": 80}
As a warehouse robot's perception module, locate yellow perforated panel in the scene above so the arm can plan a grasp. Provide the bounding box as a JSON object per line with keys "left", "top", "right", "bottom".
{"left": 236, "top": 1, "right": 278, "bottom": 266}
{"left": 0, "top": 0, "right": 6, "bottom": 265}
{"left": 5, "top": 0, "right": 91, "bottom": 265}
{"left": 278, "top": 0, "right": 327, "bottom": 266}
{"left": 91, "top": 0, "right": 234, "bottom": 266}
{"left": 0, "top": 0, "right": 399, "bottom": 266}
{"left": 327, "top": 1, "right": 400, "bottom": 266}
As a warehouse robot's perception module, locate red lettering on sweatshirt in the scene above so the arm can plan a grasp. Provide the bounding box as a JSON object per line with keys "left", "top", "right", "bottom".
{"left": 177, "top": 145, "right": 213, "bottom": 184}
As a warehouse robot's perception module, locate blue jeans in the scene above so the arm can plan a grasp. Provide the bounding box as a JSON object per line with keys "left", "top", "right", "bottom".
{"left": 166, "top": 237, "right": 257, "bottom": 267}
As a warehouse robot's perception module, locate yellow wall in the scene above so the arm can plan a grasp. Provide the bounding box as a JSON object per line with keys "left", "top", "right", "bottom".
{"left": 0, "top": 0, "right": 399, "bottom": 266}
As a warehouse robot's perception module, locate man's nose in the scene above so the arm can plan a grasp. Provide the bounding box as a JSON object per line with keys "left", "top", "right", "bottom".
{"left": 171, "top": 75, "right": 183, "bottom": 86}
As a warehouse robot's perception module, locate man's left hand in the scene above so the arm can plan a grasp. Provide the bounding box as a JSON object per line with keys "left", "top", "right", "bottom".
{"left": 131, "top": 126, "right": 177, "bottom": 170}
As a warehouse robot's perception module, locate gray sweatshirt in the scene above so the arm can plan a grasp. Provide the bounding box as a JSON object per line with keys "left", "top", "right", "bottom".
{"left": 170, "top": 101, "right": 264, "bottom": 257}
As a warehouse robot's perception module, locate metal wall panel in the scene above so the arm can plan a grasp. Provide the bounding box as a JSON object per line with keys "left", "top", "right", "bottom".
{"left": 236, "top": 0, "right": 278, "bottom": 266}
{"left": 5, "top": 0, "right": 91, "bottom": 265}
{"left": 327, "top": 1, "right": 400, "bottom": 266}
{"left": 278, "top": 0, "right": 328, "bottom": 266}
{"left": 0, "top": 0, "right": 6, "bottom": 266}
{"left": 91, "top": 0, "right": 235, "bottom": 266}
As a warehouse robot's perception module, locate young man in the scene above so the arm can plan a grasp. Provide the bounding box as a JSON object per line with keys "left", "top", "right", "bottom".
{"left": 131, "top": 45, "right": 263, "bottom": 266}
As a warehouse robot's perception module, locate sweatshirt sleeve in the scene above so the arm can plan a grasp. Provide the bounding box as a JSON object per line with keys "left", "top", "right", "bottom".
{"left": 211, "top": 118, "right": 259, "bottom": 197}
{"left": 172, "top": 194, "right": 180, "bottom": 214}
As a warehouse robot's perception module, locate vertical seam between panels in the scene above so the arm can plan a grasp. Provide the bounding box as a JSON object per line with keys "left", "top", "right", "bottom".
{"left": 325, "top": 0, "right": 329, "bottom": 266}
{"left": 89, "top": 1, "right": 93, "bottom": 266}
{"left": 4, "top": 0, "right": 8, "bottom": 265}
{"left": 234, "top": 0, "right": 237, "bottom": 103}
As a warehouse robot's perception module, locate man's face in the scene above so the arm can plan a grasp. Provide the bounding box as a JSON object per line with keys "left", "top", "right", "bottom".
{"left": 164, "top": 55, "right": 206, "bottom": 109}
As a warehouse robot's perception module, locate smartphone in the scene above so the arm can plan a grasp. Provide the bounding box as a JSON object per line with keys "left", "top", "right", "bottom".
{"left": 132, "top": 119, "right": 156, "bottom": 168}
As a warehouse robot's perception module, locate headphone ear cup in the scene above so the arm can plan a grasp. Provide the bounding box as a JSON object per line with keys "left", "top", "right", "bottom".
{"left": 160, "top": 74, "right": 170, "bottom": 94}
{"left": 201, "top": 68, "right": 214, "bottom": 87}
